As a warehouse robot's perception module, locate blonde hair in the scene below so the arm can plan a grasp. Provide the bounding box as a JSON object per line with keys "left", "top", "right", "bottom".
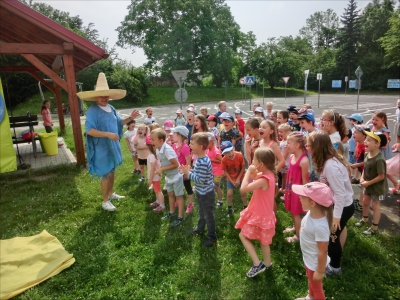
{"left": 322, "top": 109, "right": 347, "bottom": 140}
{"left": 266, "top": 102, "right": 273, "bottom": 107}
{"left": 145, "top": 107, "right": 153, "bottom": 113}
{"left": 149, "top": 123, "right": 160, "bottom": 131}
{"left": 200, "top": 106, "right": 208, "bottom": 112}
{"left": 150, "top": 128, "right": 166, "bottom": 141}
{"left": 278, "top": 123, "right": 291, "bottom": 132}
{"left": 191, "top": 132, "right": 209, "bottom": 149}
{"left": 303, "top": 104, "right": 312, "bottom": 109}
{"left": 218, "top": 101, "right": 226, "bottom": 108}
{"left": 287, "top": 132, "right": 307, "bottom": 152}
{"left": 137, "top": 124, "right": 149, "bottom": 135}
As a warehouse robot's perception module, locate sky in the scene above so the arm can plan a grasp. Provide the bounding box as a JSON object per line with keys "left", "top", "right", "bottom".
{"left": 38, "top": 0, "right": 372, "bottom": 67}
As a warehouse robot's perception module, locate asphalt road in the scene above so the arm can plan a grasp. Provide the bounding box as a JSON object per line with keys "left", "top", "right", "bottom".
{"left": 118, "top": 93, "right": 399, "bottom": 134}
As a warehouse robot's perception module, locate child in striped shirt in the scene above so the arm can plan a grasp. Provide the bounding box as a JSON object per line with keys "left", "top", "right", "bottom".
{"left": 179, "top": 132, "right": 216, "bottom": 247}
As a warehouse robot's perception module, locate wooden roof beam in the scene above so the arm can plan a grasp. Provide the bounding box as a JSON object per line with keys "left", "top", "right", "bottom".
{"left": 0, "top": 66, "right": 39, "bottom": 72}
{"left": 0, "top": 43, "right": 64, "bottom": 55}
{"left": 28, "top": 71, "right": 55, "bottom": 93}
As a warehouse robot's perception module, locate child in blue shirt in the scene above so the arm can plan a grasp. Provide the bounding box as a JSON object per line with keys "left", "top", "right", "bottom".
{"left": 179, "top": 132, "right": 216, "bottom": 247}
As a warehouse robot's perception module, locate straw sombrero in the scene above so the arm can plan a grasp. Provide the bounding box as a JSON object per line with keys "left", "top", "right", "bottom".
{"left": 77, "top": 73, "right": 126, "bottom": 101}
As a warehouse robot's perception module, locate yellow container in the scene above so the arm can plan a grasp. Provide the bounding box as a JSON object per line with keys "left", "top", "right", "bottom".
{"left": 39, "top": 132, "right": 58, "bottom": 156}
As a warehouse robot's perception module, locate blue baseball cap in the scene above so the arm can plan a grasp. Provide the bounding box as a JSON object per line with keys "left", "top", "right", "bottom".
{"left": 297, "top": 112, "right": 315, "bottom": 123}
{"left": 234, "top": 109, "right": 243, "bottom": 114}
{"left": 221, "top": 114, "right": 234, "bottom": 122}
{"left": 220, "top": 141, "right": 234, "bottom": 154}
{"left": 346, "top": 113, "right": 363, "bottom": 123}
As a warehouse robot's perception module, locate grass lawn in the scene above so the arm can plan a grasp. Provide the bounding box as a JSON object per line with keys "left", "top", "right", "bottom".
{"left": 1, "top": 135, "right": 399, "bottom": 299}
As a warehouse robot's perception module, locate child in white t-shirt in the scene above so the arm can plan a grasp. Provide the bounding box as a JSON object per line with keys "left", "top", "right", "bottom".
{"left": 124, "top": 120, "right": 139, "bottom": 174}
{"left": 292, "top": 182, "right": 333, "bottom": 300}
{"left": 144, "top": 107, "right": 156, "bottom": 125}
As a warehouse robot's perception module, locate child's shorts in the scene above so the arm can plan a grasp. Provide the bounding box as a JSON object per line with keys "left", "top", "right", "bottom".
{"left": 138, "top": 158, "right": 147, "bottom": 166}
{"left": 131, "top": 150, "right": 138, "bottom": 157}
{"left": 227, "top": 180, "right": 241, "bottom": 190}
{"left": 279, "top": 166, "right": 289, "bottom": 174}
{"left": 152, "top": 181, "right": 161, "bottom": 193}
{"left": 348, "top": 151, "right": 356, "bottom": 164}
{"left": 165, "top": 177, "right": 184, "bottom": 196}
{"left": 363, "top": 190, "right": 385, "bottom": 201}
{"left": 213, "top": 175, "right": 223, "bottom": 187}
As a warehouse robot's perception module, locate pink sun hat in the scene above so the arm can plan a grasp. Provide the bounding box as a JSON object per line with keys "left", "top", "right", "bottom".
{"left": 292, "top": 182, "right": 334, "bottom": 207}
{"left": 163, "top": 120, "right": 174, "bottom": 131}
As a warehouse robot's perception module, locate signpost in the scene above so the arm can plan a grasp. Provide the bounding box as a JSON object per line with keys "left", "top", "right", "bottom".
{"left": 304, "top": 70, "right": 309, "bottom": 104}
{"left": 172, "top": 70, "right": 189, "bottom": 109}
{"left": 355, "top": 66, "right": 363, "bottom": 110}
{"left": 239, "top": 77, "right": 246, "bottom": 102}
{"left": 282, "top": 77, "right": 290, "bottom": 99}
{"left": 246, "top": 76, "right": 255, "bottom": 110}
{"left": 349, "top": 80, "right": 356, "bottom": 88}
{"left": 345, "top": 76, "right": 348, "bottom": 96}
{"left": 317, "top": 73, "right": 322, "bottom": 108}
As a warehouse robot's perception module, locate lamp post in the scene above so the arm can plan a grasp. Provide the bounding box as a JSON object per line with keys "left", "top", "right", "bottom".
{"left": 304, "top": 70, "right": 309, "bottom": 104}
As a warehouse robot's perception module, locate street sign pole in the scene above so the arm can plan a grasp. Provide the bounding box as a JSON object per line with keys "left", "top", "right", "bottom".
{"left": 249, "top": 85, "right": 252, "bottom": 110}
{"left": 355, "top": 66, "right": 363, "bottom": 111}
{"left": 179, "top": 77, "right": 183, "bottom": 110}
{"left": 304, "top": 70, "right": 309, "bottom": 104}
{"left": 318, "top": 80, "right": 321, "bottom": 108}
{"left": 282, "top": 77, "right": 290, "bottom": 100}
{"left": 285, "top": 82, "right": 287, "bottom": 100}
{"left": 345, "top": 76, "right": 348, "bottom": 96}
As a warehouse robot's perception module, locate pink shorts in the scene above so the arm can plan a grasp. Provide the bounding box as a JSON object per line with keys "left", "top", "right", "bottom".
{"left": 152, "top": 181, "right": 161, "bottom": 193}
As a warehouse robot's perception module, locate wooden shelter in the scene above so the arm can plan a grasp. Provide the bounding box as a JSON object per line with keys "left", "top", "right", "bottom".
{"left": 0, "top": 0, "right": 109, "bottom": 166}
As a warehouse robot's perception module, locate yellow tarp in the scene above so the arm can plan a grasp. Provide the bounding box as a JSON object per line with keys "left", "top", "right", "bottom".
{"left": 0, "top": 230, "right": 75, "bottom": 299}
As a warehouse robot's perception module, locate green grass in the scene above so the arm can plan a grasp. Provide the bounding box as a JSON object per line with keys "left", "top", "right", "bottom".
{"left": 1, "top": 134, "right": 399, "bottom": 299}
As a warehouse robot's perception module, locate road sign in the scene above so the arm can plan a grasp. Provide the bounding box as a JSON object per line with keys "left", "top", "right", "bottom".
{"left": 239, "top": 77, "right": 246, "bottom": 85}
{"left": 317, "top": 73, "right": 322, "bottom": 80}
{"left": 282, "top": 77, "right": 290, "bottom": 84}
{"left": 349, "top": 80, "right": 356, "bottom": 88}
{"left": 345, "top": 76, "right": 348, "bottom": 82}
{"left": 387, "top": 79, "right": 400, "bottom": 88}
{"left": 355, "top": 66, "right": 363, "bottom": 79}
{"left": 171, "top": 70, "right": 189, "bottom": 87}
{"left": 174, "top": 88, "right": 188, "bottom": 103}
{"left": 245, "top": 76, "right": 255, "bottom": 86}
{"left": 332, "top": 80, "right": 342, "bottom": 88}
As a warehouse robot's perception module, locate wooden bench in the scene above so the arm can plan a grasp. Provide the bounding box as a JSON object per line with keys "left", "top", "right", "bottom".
{"left": 9, "top": 112, "right": 40, "bottom": 158}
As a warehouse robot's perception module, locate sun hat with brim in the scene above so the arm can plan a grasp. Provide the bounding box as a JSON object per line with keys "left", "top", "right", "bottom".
{"left": 187, "top": 107, "right": 194, "bottom": 112}
{"left": 255, "top": 107, "right": 264, "bottom": 113}
{"left": 176, "top": 109, "right": 183, "bottom": 114}
{"left": 292, "top": 182, "right": 334, "bottom": 207}
{"left": 345, "top": 113, "right": 363, "bottom": 123}
{"left": 220, "top": 141, "right": 234, "bottom": 154}
{"left": 297, "top": 112, "right": 315, "bottom": 123}
{"left": 77, "top": 72, "right": 126, "bottom": 101}
{"left": 172, "top": 126, "right": 189, "bottom": 138}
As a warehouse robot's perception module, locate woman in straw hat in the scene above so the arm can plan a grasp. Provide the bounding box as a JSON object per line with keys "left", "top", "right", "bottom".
{"left": 77, "top": 73, "right": 140, "bottom": 211}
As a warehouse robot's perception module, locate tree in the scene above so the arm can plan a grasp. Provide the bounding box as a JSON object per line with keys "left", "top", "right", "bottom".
{"left": 379, "top": 8, "right": 400, "bottom": 68}
{"left": 336, "top": 0, "right": 361, "bottom": 78}
{"left": 299, "top": 9, "right": 340, "bottom": 50}
{"left": 116, "top": 0, "right": 241, "bottom": 87}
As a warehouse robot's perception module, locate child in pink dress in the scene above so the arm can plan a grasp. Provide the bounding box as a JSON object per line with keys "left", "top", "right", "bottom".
{"left": 235, "top": 147, "right": 276, "bottom": 278}
{"left": 284, "top": 132, "right": 309, "bottom": 242}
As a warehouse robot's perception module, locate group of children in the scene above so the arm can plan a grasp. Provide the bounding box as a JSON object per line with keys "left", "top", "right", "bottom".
{"left": 120, "top": 99, "right": 399, "bottom": 299}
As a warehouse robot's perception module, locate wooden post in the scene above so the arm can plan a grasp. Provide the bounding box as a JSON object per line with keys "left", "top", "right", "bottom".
{"left": 53, "top": 83, "right": 65, "bottom": 132}
{"left": 63, "top": 52, "right": 86, "bottom": 166}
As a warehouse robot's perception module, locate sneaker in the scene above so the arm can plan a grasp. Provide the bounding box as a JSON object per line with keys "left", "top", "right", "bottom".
{"left": 353, "top": 199, "right": 362, "bottom": 211}
{"left": 109, "top": 192, "right": 125, "bottom": 200}
{"left": 294, "top": 294, "right": 313, "bottom": 300}
{"left": 185, "top": 203, "right": 194, "bottom": 214}
{"left": 188, "top": 229, "right": 204, "bottom": 235}
{"left": 161, "top": 212, "right": 176, "bottom": 220}
{"left": 227, "top": 208, "right": 234, "bottom": 215}
{"left": 355, "top": 218, "right": 367, "bottom": 227}
{"left": 216, "top": 201, "right": 224, "bottom": 207}
{"left": 153, "top": 205, "right": 166, "bottom": 212}
{"left": 325, "top": 264, "right": 342, "bottom": 276}
{"left": 246, "top": 262, "right": 267, "bottom": 278}
{"left": 102, "top": 201, "right": 116, "bottom": 211}
{"left": 150, "top": 201, "right": 160, "bottom": 207}
{"left": 138, "top": 177, "right": 146, "bottom": 182}
{"left": 351, "top": 178, "right": 360, "bottom": 184}
{"left": 363, "top": 227, "right": 378, "bottom": 235}
{"left": 170, "top": 217, "right": 184, "bottom": 227}
{"left": 203, "top": 238, "right": 217, "bottom": 247}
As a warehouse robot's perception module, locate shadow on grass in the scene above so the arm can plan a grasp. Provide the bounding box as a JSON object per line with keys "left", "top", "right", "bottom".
{"left": 0, "top": 166, "right": 83, "bottom": 239}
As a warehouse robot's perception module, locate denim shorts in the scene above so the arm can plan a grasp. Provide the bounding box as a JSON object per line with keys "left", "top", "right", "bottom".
{"left": 348, "top": 152, "right": 356, "bottom": 164}
{"left": 227, "top": 180, "right": 240, "bottom": 190}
